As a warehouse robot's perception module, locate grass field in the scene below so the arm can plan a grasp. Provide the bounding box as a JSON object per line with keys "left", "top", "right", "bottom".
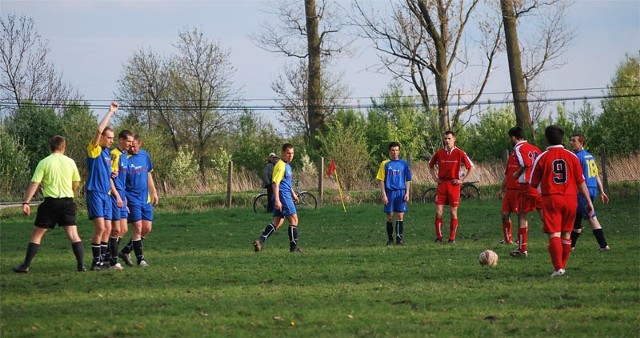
{"left": 1, "top": 191, "right": 639, "bottom": 337}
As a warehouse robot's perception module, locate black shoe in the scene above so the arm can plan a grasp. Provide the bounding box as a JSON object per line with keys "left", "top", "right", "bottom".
{"left": 90, "top": 262, "right": 105, "bottom": 271}
{"left": 77, "top": 266, "right": 87, "bottom": 272}
{"left": 396, "top": 239, "right": 406, "bottom": 245}
{"left": 290, "top": 246, "right": 303, "bottom": 253}
{"left": 434, "top": 238, "right": 443, "bottom": 243}
{"left": 13, "top": 265, "right": 29, "bottom": 273}
{"left": 448, "top": 239, "right": 456, "bottom": 244}
{"left": 386, "top": 240, "right": 394, "bottom": 246}
{"left": 118, "top": 252, "right": 133, "bottom": 266}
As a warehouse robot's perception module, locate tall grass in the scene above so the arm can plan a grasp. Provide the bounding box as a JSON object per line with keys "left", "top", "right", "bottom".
{"left": 1, "top": 189, "right": 638, "bottom": 337}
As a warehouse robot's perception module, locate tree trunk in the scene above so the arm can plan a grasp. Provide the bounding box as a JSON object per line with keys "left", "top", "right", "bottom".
{"left": 500, "top": 0, "right": 533, "bottom": 138}
{"left": 305, "top": 0, "right": 324, "bottom": 142}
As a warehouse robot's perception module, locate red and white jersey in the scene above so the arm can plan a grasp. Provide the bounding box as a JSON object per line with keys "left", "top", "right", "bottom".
{"left": 429, "top": 147, "right": 474, "bottom": 180}
{"left": 513, "top": 141, "right": 542, "bottom": 184}
{"left": 504, "top": 152, "right": 521, "bottom": 190}
{"left": 530, "top": 145, "right": 585, "bottom": 196}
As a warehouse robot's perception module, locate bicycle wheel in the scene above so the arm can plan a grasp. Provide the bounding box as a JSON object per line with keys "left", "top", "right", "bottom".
{"left": 421, "top": 188, "right": 437, "bottom": 204}
{"left": 297, "top": 191, "right": 317, "bottom": 210}
{"left": 460, "top": 184, "right": 480, "bottom": 201}
{"left": 252, "top": 193, "right": 269, "bottom": 213}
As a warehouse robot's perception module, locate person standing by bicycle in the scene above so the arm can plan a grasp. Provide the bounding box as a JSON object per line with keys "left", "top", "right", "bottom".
{"left": 376, "top": 142, "right": 412, "bottom": 245}
{"left": 253, "top": 143, "right": 302, "bottom": 253}
{"left": 507, "top": 127, "right": 542, "bottom": 259}
{"left": 428, "top": 130, "right": 476, "bottom": 243}
{"left": 262, "top": 152, "right": 279, "bottom": 212}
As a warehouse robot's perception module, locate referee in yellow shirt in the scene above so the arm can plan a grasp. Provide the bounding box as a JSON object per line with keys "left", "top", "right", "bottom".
{"left": 13, "top": 135, "right": 86, "bottom": 273}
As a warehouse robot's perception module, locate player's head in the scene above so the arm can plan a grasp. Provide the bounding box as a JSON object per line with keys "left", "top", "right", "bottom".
{"left": 508, "top": 126, "right": 525, "bottom": 143}
{"left": 544, "top": 125, "right": 565, "bottom": 146}
{"left": 49, "top": 135, "right": 66, "bottom": 152}
{"left": 443, "top": 130, "right": 456, "bottom": 148}
{"left": 129, "top": 134, "right": 142, "bottom": 155}
{"left": 280, "top": 143, "right": 294, "bottom": 163}
{"left": 569, "top": 133, "right": 586, "bottom": 152}
{"left": 388, "top": 142, "right": 400, "bottom": 160}
{"left": 100, "top": 126, "right": 115, "bottom": 148}
{"left": 118, "top": 129, "right": 134, "bottom": 151}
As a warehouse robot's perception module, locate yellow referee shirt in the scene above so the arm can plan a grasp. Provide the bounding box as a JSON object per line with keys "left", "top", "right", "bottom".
{"left": 31, "top": 153, "right": 81, "bottom": 198}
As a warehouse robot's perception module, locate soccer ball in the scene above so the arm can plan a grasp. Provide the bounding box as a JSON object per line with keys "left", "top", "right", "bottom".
{"left": 479, "top": 250, "right": 499, "bottom": 267}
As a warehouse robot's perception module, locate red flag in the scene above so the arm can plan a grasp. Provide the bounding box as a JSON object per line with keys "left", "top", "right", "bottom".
{"left": 326, "top": 159, "right": 336, "bottom": 177}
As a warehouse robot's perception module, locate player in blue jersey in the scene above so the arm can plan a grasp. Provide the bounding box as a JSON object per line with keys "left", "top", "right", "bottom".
{"left": 118, "top": 135, "right": 159, "bottom": 267}
{"left": 104, "top": 129, "right": 133, "bottom": 270}
{"left": 569, "top": 134, "right": 610, "bottom": 252}
{"left": 253, "top": 143, "right": 302, "bottom": 253}
{"left": 376, "top": 142, "right": 412, "bottom": 245}
{"left": 86, "top": 101, "right": 119, "bottom": 271}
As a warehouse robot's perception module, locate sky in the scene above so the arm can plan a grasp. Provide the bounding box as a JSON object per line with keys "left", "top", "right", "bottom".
{"left": 2, "top": 0, "right": 639, "bottom": 125}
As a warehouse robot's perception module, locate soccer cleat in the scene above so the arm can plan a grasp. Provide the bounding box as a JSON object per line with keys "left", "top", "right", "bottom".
{"left": 448, "top": 239, "right": 456, "bottom": 244}
{"left": 90, "top": 262, "right": 105, "bottom": 271}
{"left": 138, "top": 260, "right": 148, "bottom": 268}
{"left": 13, "top": 265, "right": 29, "bottom": 273}
{"left": 500, "top": 240, "right": 513, "bottom": 244}
{"left": 290, "top": 246, "right": 303, "bottom": 253}
{"left": 509, "top": 249, "right": 528, "bottom": 258}
{"left": 396, "top": 239, "right": 406, "bottom": 245}
{"left": 253, "top": 240, "right": 262, "bottom": 252}
{"left": 110, "top": 263, "right": 124, "bottom": 270}
{"left": 118, "top": 252, "right": 133, "bottom": 266}
{"left": 434, "top": 238, "right": 443, "bottom": 243}
{"left": 386, "top": 240, "right": 394, "bottom": 246}
{"left": 598, "top": 245, "right": 610, "bottom": 253}
{"left": 551, "top": 269, "right": 566, "bottom": 277}
{"left": 77, "top": 265, "right": 87, "bottom": 272}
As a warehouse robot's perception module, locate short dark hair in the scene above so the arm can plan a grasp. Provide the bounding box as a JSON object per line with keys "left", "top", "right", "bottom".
{"left": 118, "top": 129, "right": 133, "bottom": 140}
{"left": 570, "top": 133, "right": 586, "bottom": 145}
{"left": 102, "top": 126, "right": 113, "bottom": 136}
{"left": 444, "top": 130, "right": 455, "bottom": 137}
{"left": 49, "top": 135, "right": 66, "bottom": 151}
{"left": 388, "top": 141, "right": 400, "bottom": 150}
{"left": 508, "top": 126, "right": 525, "bottom": 139}
{"left": 282, "top": 143, "right": 294, "bottom": 152}
{"left": 545, "top": 125, "right": 565, "bottom": 145}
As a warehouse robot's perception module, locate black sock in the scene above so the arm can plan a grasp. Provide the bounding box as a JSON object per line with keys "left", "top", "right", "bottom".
{"left": 71, "top": 241, "right": 84, "bottom": 269}
{"left": 570, "top": 230, "right": 581, "bottom": 248}
{"left": 386, "top": 221, "right": 393, "bottom": 241}
{"left": 133, "top": 240, "right": 144, "bottom": 263}
{"left": 91, "top": 243, "right": 101, "bottom": 264}
{"left": 100, "top": 241, "right": 108, "bottom": 263}
{"left": 288, "top": 225, "right": 298, "bottom": 248}
{"left": 593, "top": 229, "right": 608, "bottom": 248}
{"left": 121, "top": 239, "right": 133, "bottom": 254}
{"left": 259, "top": 223, "right": 276, "bottom": 244}
{"left": 21, "top": 242, "right": 40, "bottom": 268}
{"left": 396, "top": 220, "right": 404, "bottom": 241}
{"left": 108, "top": 237, "right": 118, "bottom": 265}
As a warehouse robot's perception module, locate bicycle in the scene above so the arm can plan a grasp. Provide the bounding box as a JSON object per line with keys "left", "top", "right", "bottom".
{"left": 253, "top": 179, "right": 317, "bottom": 213}
{"left": 421, "top": 181, "right": 480, "bottom": 204}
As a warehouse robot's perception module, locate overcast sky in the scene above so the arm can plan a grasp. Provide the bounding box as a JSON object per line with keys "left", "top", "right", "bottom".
{"left": 3, "top": 0, "right": 639, "bottom": 122}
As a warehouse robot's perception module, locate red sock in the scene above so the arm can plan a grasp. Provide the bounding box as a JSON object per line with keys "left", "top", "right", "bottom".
{"left": 435, "top": 218, "right": 443, "bottom": 240}
{"left": 449, "top": 218, "right": 458, "bottom": 241}
{"left": 561, "top": 238, "right": 572, "bottom": 269}
{"left": 548, "top": 237, "right": 562, "bottom": 271}
{"left": 502, "top": 220, "right": 512, "bottom": 243}
{"left": 518, "top": 227, "right": 528, "bottom": 252}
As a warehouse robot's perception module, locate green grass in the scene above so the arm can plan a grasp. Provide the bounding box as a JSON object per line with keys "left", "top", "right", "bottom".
{"left": 1, "top": 192, "right": 639, "bottom": 337}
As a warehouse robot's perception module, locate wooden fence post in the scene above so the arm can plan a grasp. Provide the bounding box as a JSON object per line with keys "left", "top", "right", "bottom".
{"left": 226, "top": 160, "right": 233, "bottom": 208}
{"left": 600, "top": 147, "right": 609, "bottom": 194}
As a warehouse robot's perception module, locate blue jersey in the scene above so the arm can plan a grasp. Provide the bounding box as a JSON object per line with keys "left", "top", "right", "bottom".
{"left": 376, "top": 159, "right": 412, "bottom": 191}
{"left": 575, "top": 149, "right": 599, "bottom": 189}
{"left": 126, "top": 150, "right": 153, "bottom": 206}
{"left": 86, "top": 142, "right": 112, "bottom": 193}
{"left": 110, "top": 147, "right": 129, "bottom": 192}
{"left": 272, "top": 160, "right": 293, "bottom": 199}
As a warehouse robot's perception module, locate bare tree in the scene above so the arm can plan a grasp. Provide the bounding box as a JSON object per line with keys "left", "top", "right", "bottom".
{"left": 252, "top": 0, "right": 350, "bottom": 141}
{"left": 271, "top": 59, "right": 350, "bottom": 138}
{"left": 352, "top": 0, "right": 503, "bottom": 132}
{"left": 0, "top": 14, "right": 79, "bottom": 115}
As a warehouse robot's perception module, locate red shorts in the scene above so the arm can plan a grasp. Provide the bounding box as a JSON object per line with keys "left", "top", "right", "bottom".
{"left": 501, "top": 189, "right": 520, "bottom": 213}
{"left": 435, "top": 180, "right": 461, "bottom": 207}
{"left": 541, "top": 195, "right": 577, "bottom": 234}
{"left": 519, "top": 186, "right": 542, "bottom": 213}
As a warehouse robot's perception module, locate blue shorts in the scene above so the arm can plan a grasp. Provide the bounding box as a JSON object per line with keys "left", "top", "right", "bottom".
{"left": 128, "top": 202, "right": 153, "bottom": 223}
{"left": 86, "top": 191, "right": 112, "bottom": 220}
{"left": 576, "top": 187, "right": 598, "bottom": 221}
{"left": 111, "top": 191, "right": 128, "bottom": 220}
{"left": 273, "top": 195, "right": 297, "bottom": 217}
{"left": 384, "top": 189, "right": 408, "bottom": 214}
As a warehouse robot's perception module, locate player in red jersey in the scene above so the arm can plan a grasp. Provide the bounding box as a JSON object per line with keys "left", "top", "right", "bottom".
{"left": 498, "top": 144, "right": 521, "bottom": 245}
{"left": 428, "top": 131, "right": 476, "bottom": 243}
{"left": 530, "top": 125, "right": 593, "bottom": 277}
{"left": 507, "top": 127, "right": 542, "bottom": 258}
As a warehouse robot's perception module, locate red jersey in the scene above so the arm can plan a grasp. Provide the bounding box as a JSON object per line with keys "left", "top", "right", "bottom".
{"left": 513, "top": 141, "right": 541, "bottom": 184}
{"left": 504, "top": 152, "right": 521, "bottom": 190}
{"left": 530, "top": 145, "right": 585, "bottom": 196}
{"left": 429, "top": 147, "right": 474, "bottom": 180}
